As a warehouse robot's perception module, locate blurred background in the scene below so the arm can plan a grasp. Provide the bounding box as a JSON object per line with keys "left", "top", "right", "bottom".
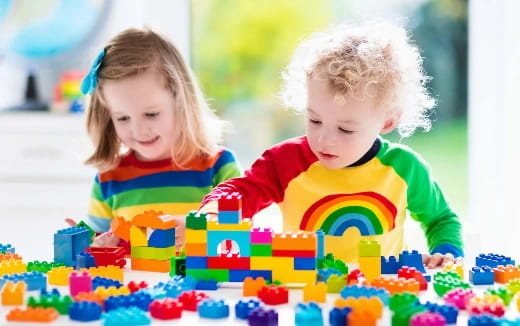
{"left": 1, "top": 0, "right": 513, "bottom": 260}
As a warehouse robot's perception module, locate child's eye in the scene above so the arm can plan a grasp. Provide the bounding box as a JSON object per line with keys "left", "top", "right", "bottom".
{"left": 116, "top": 116, "right": 129, "bottom": 122}
{"left": 309, "top": 119, "right": 321, "bottom": 124}
{"left": 145, "top": 112, "right": 160, "bottom": 118}
{"left": 339, "top": 127, "right": 353, "bottom": 134}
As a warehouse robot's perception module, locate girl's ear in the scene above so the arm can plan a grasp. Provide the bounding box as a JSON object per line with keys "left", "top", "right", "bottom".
{"left": 380, "top": 118, "right": 397, "bottom": 134}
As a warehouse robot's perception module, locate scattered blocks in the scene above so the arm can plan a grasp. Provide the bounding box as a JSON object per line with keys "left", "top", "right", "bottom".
{"left": 422, "top": 301, "right": 458, "bottom": 324}
{"left": 235, "top": 299, "right": 262, "bottom": 320}
{"left": 466, "top": 294, "right": 506, "bottom": 317}
{"left": 493, "top": 265, "right": 520, "bottom": 284}
{"left": 68, "top": 301, "right": 102, "bottom": 322}
{"left": 410, "top": 311, "right": 446, "bottom": 326}
{"left": 103, "top": 306, "right": 151, "bottom": 326}
{"left": 53, "top": 226, "right": 90, "bottom": 267}
{"left": 178, "top": 290, "right": 210, "bottom": 311}
{"left": 258, "top": 285, "right": 289, "bottom": 305}
{"left": 6, "top": 307, "right": 58, "bottom": 322}
{"left": 248, "top": 307, "right": 278, "bottom": 326}
{"left": 399, "top": 250, "right": 426, "bottom": 273}
{"left": 295, "top": 302, "right": 323, "bottom": 326}
{"left": 1, "top": 281, "right": 26, "bottom": 305}
{"left": 469, "top": 266, "right": 494, "bottom": 285}
{"left": 476, "top": 253, "right": 515, "bottom": 268}
{"left": 443, "top": 288, "right": 476, "bottom": 309}
{"left": 149, "top": 298, "right": 182, "bottom": 320}
{"left": 303, "top": 282, "right": 327, "bottom": 303}
{"left": 198, "top": 299, "right": 230, "bottom": 318}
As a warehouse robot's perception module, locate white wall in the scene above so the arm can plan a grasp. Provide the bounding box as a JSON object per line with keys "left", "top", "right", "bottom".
{"left": 468, "top": 0, "right": 520, "bottom": 257}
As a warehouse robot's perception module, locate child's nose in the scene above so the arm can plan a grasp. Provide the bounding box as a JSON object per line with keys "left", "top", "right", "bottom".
{"left": 318, "top": 128, "right": 337, "bottom": 146}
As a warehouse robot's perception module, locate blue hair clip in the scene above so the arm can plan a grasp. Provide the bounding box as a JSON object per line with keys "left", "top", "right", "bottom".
{"left": 80, "top": 49, "right": 106, "bottom": 95}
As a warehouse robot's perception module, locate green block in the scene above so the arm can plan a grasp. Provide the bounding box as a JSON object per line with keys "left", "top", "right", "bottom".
{"left": 391, "top": 305, "right": 427, "bottom": 326}
{"left": 170, "top": 256, "right": 186, "bottom": 277}
{"left": 251, "top": 244, "right": 272, "bottom": 256}
{"left": 389, "top": 293, "right": 419, "bottom": 312}
{"left": 486, "top": 287, "right": 513, "bottom": 306}
{"left": 27, "top": 261, "right": 65, "bottom": 273}
{"left": 358, "top": 239, "right": 381, "bottom": 257}
{"left": 27, "top": 295, "right": 73, "bottom": 315}
{"left": 131, "top": 246, "right": 175, "bottom": 260}
{"left": 186, "top": 211, "right": 207, "bottom": 230}
{"left": 77, "top": 221, "right": 96, "bottom": 243}
{"left": 186, "top": 268, "right": 229, "bottom": 282}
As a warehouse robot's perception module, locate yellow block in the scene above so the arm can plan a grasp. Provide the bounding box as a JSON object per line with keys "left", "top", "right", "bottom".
{"left": 251, "top": 257, "right": 292, "bottom": 270}
{"left": 130, "top": 226, "right": 147, "bottom": 246}
{"left": 207, "top": 218, "right": 253, "bottom": 231}
{"left": 358, "top": 256, "right": 381, "bottom": 282}
{"left": 186, "top": 229, "right": 207, "bottom": 243}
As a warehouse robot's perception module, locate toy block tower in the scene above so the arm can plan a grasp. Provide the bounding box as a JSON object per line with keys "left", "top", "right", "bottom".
{"left": 217, "top": 192, "right": 242, "bottom": 224}
{"left": 54, "top": 226, "right": 90, "bottom": 267}
{"left": 129, "top": 211, "right": 176, "bottom": 273}
{"left": 358, "top": 239, "right": 381, "bottom": 282}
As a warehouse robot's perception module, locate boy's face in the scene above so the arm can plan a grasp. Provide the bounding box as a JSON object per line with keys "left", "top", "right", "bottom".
{"left": 306, "top": 78, "right": 395, "bottom": 169}
{"left": 103, "top": 69, "right": 175, "bottom": 161}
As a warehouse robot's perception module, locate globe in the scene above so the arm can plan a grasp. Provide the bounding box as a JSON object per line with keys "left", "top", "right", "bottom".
{"left": 0, "top": 0, "right": 111, "bottom": 111}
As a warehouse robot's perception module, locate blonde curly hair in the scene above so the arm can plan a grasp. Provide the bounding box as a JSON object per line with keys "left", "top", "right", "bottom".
{"left": 281, "top": 21, "right": 435, "bottom": 137}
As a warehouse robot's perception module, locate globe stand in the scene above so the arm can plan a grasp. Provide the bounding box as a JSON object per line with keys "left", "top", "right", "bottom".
{"left": 4, "top": 72, "right": 48, "bottom": 111}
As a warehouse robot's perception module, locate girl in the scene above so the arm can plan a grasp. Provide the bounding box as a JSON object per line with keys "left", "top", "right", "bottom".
{"left": 70, "top": 28, "right": 241, "bottom": 248}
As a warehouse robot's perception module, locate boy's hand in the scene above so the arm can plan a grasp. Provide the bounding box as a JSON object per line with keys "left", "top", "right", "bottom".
{"left": 422, "top": 253, "right": 463, "bottom": 269}
{"left": 91, "top": 232, "right": 120, "bottom": 247}
{"left": 64, "top": 218, "right": 77, "bottom": 227}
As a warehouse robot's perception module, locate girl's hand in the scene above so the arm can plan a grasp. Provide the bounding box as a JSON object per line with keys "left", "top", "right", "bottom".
{"left": 65, "top": 218, "right": 77, "bottom": 227}
{"left": 422, "top": 252, "right": 463, "bottom": 269}
{"left": 91, "top": 232, "right": 120, "bottom": 247}
{"left": 171, "top": 215, "right": 186, "bottom": 252}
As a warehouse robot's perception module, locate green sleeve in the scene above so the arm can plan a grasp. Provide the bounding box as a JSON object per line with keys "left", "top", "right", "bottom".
{"left": 379, "top": 142, "right": 463, "bottom": 256}
{"left": 213, "top": 150, "right": 242, "bottom": 186}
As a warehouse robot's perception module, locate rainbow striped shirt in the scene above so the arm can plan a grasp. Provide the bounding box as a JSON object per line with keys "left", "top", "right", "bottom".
{"left": 202, "top": 136, "right": 463, "bottom": 262}
{"left": 87, "top": 148, "right": 240, "bottom": 232}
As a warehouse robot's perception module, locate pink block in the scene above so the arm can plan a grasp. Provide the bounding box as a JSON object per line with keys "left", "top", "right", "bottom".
{"left": 69, "top": 271, "right": 92, "bottom": 297}
{"left": 410, "top": 312, "right": 446, "bottom": 326}
{"left": 251, "top": 227, "right": 273, "bottom": 244}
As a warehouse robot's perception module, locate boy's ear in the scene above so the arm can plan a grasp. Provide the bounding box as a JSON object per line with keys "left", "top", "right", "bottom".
{"left": 380, "top": 118, "right": 397, "bottom": 134}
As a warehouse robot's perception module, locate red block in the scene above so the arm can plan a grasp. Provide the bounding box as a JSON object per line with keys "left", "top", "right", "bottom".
{"left": 397, "top": 266, "right": 428, "bottom": 291}
{"left": 217, "top": 192, "right": 242, "bottom": 211}
{"left": 272, "top": 249, "right": 316, "bottom": 258}
{"left": 258, "top": 285, "right": 289, "bottom": 305}
{"left": 85, "top": 247, "right": 126, "bottom": 268}
{"left": 149, "top": 298, "right": 183, "bottom": 320}
{"left": 127, "top": 280, "right": 148, "bottom": 293}
{"left": 178, "top": 291, "right": 210, "bottom": 311}
{"left": 207, "top": 256, "right": 250, "bottom": 270}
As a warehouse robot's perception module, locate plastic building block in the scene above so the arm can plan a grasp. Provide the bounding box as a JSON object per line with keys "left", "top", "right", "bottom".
{"left": 476, "top": 253, "right": 515, "bottom": 268}
{"left": 0, "top": 259, "right": 26, "bottom": 276}
{"left": 422, "top": 301, "right": 458, "bottom": 324}
{"left": 340, "top": 285, "right": 389, "bottom": 306}
{"left": 319, "top": 253, "right": 348, "bottom": 274}
{"left": 486, "top": 287, "right": 513, "bottom": 306}
{"left": 76, "top": 252, "right": 97, "bottom": 269}
{"left": 208, "top": 256, "right": 250, "bottom": 269}
{"left": 432, "top": 271, "right": 470, "bottom": 296}
{"left": 1, "top": 281, "right": 26, "bottom": 305}
{"left": 443, "top": 262, "right": 464, "bottom": 279}
{"left": 6, "top": 307, "right": 59, "bottom": 322}
{"left": 358, "top": 256, "right": 381, "bottom": 282}
{"left": 295, "top": 302, "right": 323, "bottom": 326}
{"left": 132, "top": 210, "right": 177, "bottom": 229}
{"left": 358, "top": 239, "right": 381, "bottom": 257}
{"left": 493, "top": 265, "right": 520, "bottom": 283}
{"left": 399, "top": 250, "right": 426, "bottom": 273}
{"left": 391, "top": 304, "right": 427, "bottom": 326}
{"left": 186, "top": 210, "right": 208, "bottom": 230}
{"left": 381, "top": 255, "right": 401, "bottom": 274}
{"left": 235, "top": 299, "right": 262, "bottom": 319}
{"left": 371, "top": 276, "right": 420, "bottom": 295}
{"left": 68, "top": 301, "right": 102, "bottom": 321}
{"left": 95, "top": 286, "right": 131, "bottom": 299}
{"left": 272, "top": 231, "right": 317, "bottom": 251}
{"left": 243, "top": 276, "right": 267, "bottom": 296}
{"left": 93, "top": 276, "right": 123, "bottom": 289}
{"left": 198, "top": 299, "right": 230, "bottom": 318}
{"left": 127, "top": 280, "right": 148, "bottom": 293}
{"left": 334, "top": 296, "right": 383, "bottom": 320}
{"left": 219, "top": 210, "right": 240, "bottom": 224}
{"left": 149, "top": 298, "right": 183, "bottom": 320}
{"left": 329, "top": 307, "right": 352, "bottom": 326}
{"left": 467, "top": 314, "right": 500, "bottom": 326}
{"left": 303, "top": 282, "right": 327, "bottom": 303}
{"left": 148, "top": 228, "right": 175, "bottom": 247}
{"left": 410, "top": 311, "right": 446, "bottom": 326}
{"left": 85, "top": 247, "right": 126, "bottom": 268}
{"left": 217, "top": 191, "right": 242, "bottom": 211}
{"left": 0, "top": 271, "right": 46, "bottom": 291}
{"left": 258, "top": 285, "right": 289, "bottom": 305}
{"left": 443, "top": 288, "right": 476, "bottom": 309}
{"left": 178, "top": 290, "right": 210, "bottom": 311}
{"left": 389, "top": 292, "right": 419, "bottom": 312}
{"left": 195, "top": 279, "right": 218, "bottom": 290}
{"left": 0, "top": 243, "right": 15, "bottom": 253}
{"left": 27, "top": 293, "right": 73, "bottom": 315}
{"left": 74, "top": 291, "right": 103, "bottom": 306}
{"left": 110, "top": 216, "right": 132, "bottom": 241}
{"left": 248, "top": 307, "right": 278, "bottom": 326}
{"left": 104, "top": 292, "right": 153, "bottom": 312}
{"left": 507, "top": 279, "right": 520, "bottom": 295}
{"left": 0, "top": 253, "right": 22, "bottom": 261}
{"left": 347, "top": 269, "right": 366, "bottom": 285}
{"left": 103, "top": 306, "right": 151, "bottom": 326}
{"left": 469, "top": 266, "right": 494, "bottom": 285}
{"left": 294, "top": 257, "right": 317, "bottom": 270}
{"left": 317, "top": 268, "right": 343, "bottom": 282}
{"left": 324, "top": 274, "right": 344, "bottom": 293}
{"left": 466, "top": 294, "right": 506, "bottom": 317}
{"left": 53, "top": 226, "right": 90, "bottom": 267}
{"left": 81, "top": 265, "right": 124, "bottom": 282}
{"left": 69, "top": 271, "right": 92, "bottom": 297}
{"left": 251, "top": 227, "right": 273, "bottom": 244}
{"left": 398, "top": 266, "right": 428, "bottom": 291}
{"left": 76, "top": 220, "right": 96, "bottom": 241}
{"left": 47, "top": 266, "right": 73, "bottom": 285}
{"left": 170, "top": 256, "right": 186, "bottom": 277}
{"left": 27, "top": 260, "right": 64, "bottom": 273}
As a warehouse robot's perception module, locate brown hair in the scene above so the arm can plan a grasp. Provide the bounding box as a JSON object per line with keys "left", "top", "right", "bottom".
{"left": 85, "top": 28, "right": 228, "bottom": 170}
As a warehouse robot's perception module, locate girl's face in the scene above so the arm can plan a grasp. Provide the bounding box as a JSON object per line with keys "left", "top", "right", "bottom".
{"left": 103, "top": 69, "right": 175, "bottom": 161}
{"left": 306, "top": 78, "right": 396, "bottom": 170}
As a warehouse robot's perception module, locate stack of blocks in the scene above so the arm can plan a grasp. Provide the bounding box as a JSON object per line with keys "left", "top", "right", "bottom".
{"left": 129, "top": 211, "right": 177, "bottom": 273}
{"left": 185, "top": 192, "right": 323, "bottom": 284}
{"left": 53, "top": 227, "right": 90, "bottom": 267}
{"left": 358, "top": 239, "right": 381, "bottom": 282}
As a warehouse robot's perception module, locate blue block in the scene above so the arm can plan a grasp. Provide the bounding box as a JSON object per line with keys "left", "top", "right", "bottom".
{"left": 186, "top": 256, "right": 207, "bottom": 269}
{"left": 195, "top": 279, "right": 219, "bottom": 290}
{"left": 207, "top": 230, "right": 251, "bottom": 257}
{"left": 104, "top": 292, "right": 153, "bottom": 312}
{"left": 148, "top": 228, "right": 175, "bottom": 248}
{"left": 76, "top": 252, "right": 96, "bottom": 269}
{"left": 103, "top": 306, "right": 151, "bottom": 326}
{"left": 476, "top": 253, "right": 515, "bottom": 268}
{"left": 198, "top": 299, "right": 230, "bottom": 319}
{"left": 422, "top": 301, "right": 458, "bottom": 324}
{"left": 228, "top": 269, "right": 272, "bottom": 282}
{"left": 294, "top": 257, "right": 317, "bottom": 270}
{"left": 92, "top": 276, "right": 123, "bottom": 289}
{"left": 468, "top": 315, "right": 499, "bottom": 326}
{"left": 399, "top": 250, "right": 425, "bottom": 273}
{"left": 0, "top": 272, "right": 46, "bottom": 291}
{"left": 295, "top": 302, "right": 323, "bottom": 326}
{"left": 0, "top": 243, "right": 15, "bottom": 253}
{"left": 329, "top": 307, "right": 352, "bottom": 326}
{"left": 340, "top": 285, "right": 389, "bottom": 305}
{"left": 53, "top": 226, "right": 90, "bottom": 267}
{"left": 469, "top": 266, "right": 495, "bottom": 285}
{"left": 381, "top": 256, "right": 401, "bottom": 274}
{"left": 69, "top": 301, "right": 102, "bottom": 322}
{"left": 316, "top": 230, "right": 324, "bottom": 259}
{"left": 218, "top": 211, "right": 240, "bottom": 224}
{"left": 249, "top": 308, "right": 278, "bottom": 326}
{"left": 235, "top": 299, "right": 262, "bottom": 319}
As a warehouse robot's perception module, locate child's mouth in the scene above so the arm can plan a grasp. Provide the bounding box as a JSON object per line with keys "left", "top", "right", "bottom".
{"left": 319, "top": 152, "right": 337, "bottom": 160}
{"left": 139, "top": 136, "right": 159, "bottom": 145}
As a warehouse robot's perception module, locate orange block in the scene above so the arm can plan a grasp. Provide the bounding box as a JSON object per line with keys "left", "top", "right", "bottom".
{"left": 131, "top": 258, "right": 170, "bottom": 273}
{"left": 371, "top": 276, "right": 419, "bottom": 295}
{"left": 272, "top": 231, "right": 316, "bottom": 251}
{"left": 348, "top": 310, "right": 378, "bottom": 326}
{"left": 493, "top": 265, "right": 520, "bottom": 284}
{"left": 1, "top": 281, "right": 26, "bottom": 305}
{"left": 75, "top": 292, "right": 104, "bottom": 307}
{"left": 303, "top": 282, "right": 327, "bottom": 303}
{"left": 243, "top": 276, "right": 266, "bottom": 297}
{"left": 6, "top": 307, "right": 59, "bottom": 322}
{"left": 0, "top": 253, "right": 22, "bottom": 261}
{"left": 132, "top": 210, "right": 177, "bottom": 230}
{"left": 185, "top": 243, "right": 207, "bottom": 256}
{"left": 110, "top": 216, "right": 131, "bottom": 241}
{"left": 334, "top": 297, "right": 383, "bottom": 319}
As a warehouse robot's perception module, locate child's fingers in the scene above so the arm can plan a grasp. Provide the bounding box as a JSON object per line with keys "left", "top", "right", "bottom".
{"left": 64, "top": 218, "right": 77, "bottom": 227}
{"left": 426, "top": 253, "right": 444, "bottom": 268}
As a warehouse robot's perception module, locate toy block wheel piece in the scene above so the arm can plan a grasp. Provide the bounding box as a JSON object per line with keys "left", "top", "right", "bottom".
{"left": 235, "top": 299, "right": 262, "bottom": 319}
{"left": 149, "top": 298, "right": 183, "bottom": 320}
{"left": 198, "top": 299, "right": 230, "bottom": 319}
{"left": 248, "top": 307, "right": 278, "bottom": 326}
{"left": 258, "top": 285, "right": 289, "bottom": 305}
{"left": 69, "top": 301, "right": 102, "bottom": 322}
